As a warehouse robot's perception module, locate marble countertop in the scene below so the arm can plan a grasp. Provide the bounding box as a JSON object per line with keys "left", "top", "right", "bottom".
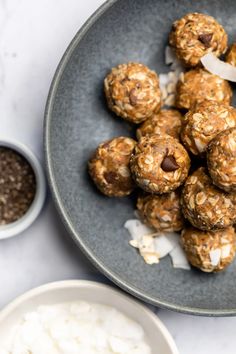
{"left": 0, "top": 1, "right": 235, "bottom": 353}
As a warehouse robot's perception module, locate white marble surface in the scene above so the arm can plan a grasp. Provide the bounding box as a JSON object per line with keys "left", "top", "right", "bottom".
{"left": 0, "top": 1, "right": 235, "bottom": 353}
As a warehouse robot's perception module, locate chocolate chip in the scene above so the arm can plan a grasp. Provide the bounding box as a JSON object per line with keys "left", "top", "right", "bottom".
{"left": 102, "top": 141, "right": 111, "bottom": 148}
{"left": 104, "top": 171, "right": 117, "bottom": 183}
{"left": 129, "top": 88, "right": 138, "bottom": 106}
{"left": 161, "top": 155, "right": 179, "bottom": 172}
{"left": 198, "top": 33, "right": 213, "bottom": 48}
{"left": 121, "top": 77, "right": 130, "bottom": 84}
{"left": 171, "top": 22, "right": 177, "bottom": 31}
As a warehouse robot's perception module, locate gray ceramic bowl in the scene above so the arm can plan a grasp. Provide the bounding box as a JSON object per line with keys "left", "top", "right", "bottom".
{"left": 45, "top": 0, "right": 236, "bottom": 316}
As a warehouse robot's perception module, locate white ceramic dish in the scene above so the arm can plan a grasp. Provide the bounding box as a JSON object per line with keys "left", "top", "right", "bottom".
{"left": 0, "top": 138, "right": 46, "bottom": 239}
{"left": 0, "top": 280, "right": 179, "bottom": 353}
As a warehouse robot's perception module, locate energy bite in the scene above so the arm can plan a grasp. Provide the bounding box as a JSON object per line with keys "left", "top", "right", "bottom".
{"left": 136, "top": 109, "right": 182, "bottom": 140}
{"left": 181, "top": 226, "right": 236, "bottom": 272}
{"left": 176, "top": 68, "right": 232, "bottom": 110}
{"left": 169, "top": 13, "right": 227, "bottom": 67}
{"left": 181, "top": 167, "right": 236, "bottom": 231}
{"left": 88, "top": 137, "right": 136, "bottom": 197}
{"left": 181, "top": 100, "right": 236, "bottom": 155}
{"left": 104, "top": 62, "right": 161, "bottom": 124}
{"left": 207, "top": 128, "right": 236, "bottom": 192}
{"left": 130, "top": 135, "right": 190, "bottom": 194}
{"left": 137, "top": 191, "right": 184, "bottom": 232}
{"left": 226, "top": 43, "right": 236, "bottom": 66}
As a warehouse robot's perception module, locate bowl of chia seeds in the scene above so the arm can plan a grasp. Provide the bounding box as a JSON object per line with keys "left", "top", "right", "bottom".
{"left": 0, "top": 138, "right": 46, "bottom": 239}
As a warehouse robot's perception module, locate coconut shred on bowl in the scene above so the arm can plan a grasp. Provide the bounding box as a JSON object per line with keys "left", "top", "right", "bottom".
{"left": 2, "top": 301, "right": 151, "bottom": 354}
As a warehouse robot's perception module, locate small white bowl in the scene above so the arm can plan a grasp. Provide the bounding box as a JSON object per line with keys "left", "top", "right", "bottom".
{"left": 0, "top": 138, "right": 46, "bottom": 239}
{"left": 0, "top": 280, "right": 179, "bottom": 353}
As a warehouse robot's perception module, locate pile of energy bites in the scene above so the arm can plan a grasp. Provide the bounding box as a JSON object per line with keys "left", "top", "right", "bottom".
{"left": 88, "top": 12, "right": 236, "bottom": 273}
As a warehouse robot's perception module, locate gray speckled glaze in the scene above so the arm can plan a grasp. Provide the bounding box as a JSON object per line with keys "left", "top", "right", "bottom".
{"left": 45, "top": 0, "right": 236, "bottom": 316}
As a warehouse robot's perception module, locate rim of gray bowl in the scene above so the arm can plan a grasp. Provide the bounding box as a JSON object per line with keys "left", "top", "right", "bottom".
{"left": 44, "top": 0, "right": 236, "bottom": 317}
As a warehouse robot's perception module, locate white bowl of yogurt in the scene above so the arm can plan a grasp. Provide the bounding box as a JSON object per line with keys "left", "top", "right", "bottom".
{"left": 0, "top": 280, "right": 179, "bottom": 354}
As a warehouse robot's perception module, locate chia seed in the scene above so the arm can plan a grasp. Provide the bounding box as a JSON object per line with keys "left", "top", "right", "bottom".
{"left": 0, "top": 147, "right": 36, "bottom": 225}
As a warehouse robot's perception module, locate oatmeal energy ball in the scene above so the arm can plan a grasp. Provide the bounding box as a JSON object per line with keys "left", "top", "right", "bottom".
{"left": 104, "top": 62, "right": 161, "bottom": 124}
{"left": 226, "top": 43, "right": 236, "bottom": 66}
{"left": 137, "top": 191, "right": 184, "bottom": 232}
{"left": 181, "top": 167, "right": 236, "bottom": 231}
{"left": 181, "top": 226, "right": 236, "bottom": 272}
{"left": 207, "top": 128, "right": 236, "bottom": 192}
{"left": 181, "top": 100, "right": 236, "bottom": 155}
{"left": 169, "top": 12, "right": 227, "bottom": 67}
{"left": 88, "top": 137, "right": 136, "bottom": 197}
{"left": 176, "top": 68, "right": 232, "bottom": 110}
{"left": 130, "top": 135, "right": 190, "bottom": 194}
{"left": 136, "top": 109, "right": 182, "bottom": 140}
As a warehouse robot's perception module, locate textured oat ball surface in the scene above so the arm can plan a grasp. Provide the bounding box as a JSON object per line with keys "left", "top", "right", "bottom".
{"left": 181, "top": 167, "right": 236, "bottom": 231}
{"left": 169, "top": 13, "right": 227, "bottom": 67}
{"left": 207, "top": 128, "right": 236, "bottom": 192}
{"left": 181, "top": 100, "right": 236, "bottom": 155}
{"left": 130, "top": 135, "right": 190, "bottom": 194}
{"left": 137, "top": 191, "right": 184, "bottom": 232}
{"left": 226, "top": 43, "right": 236, "bottom": 66}
{"left": 176, "top": 68, "right": 232, "bottom": 110}
{"left": 104, "top": 62, "right": 161, "bottom": 124}
{"left": 136, "top": 109, "right": 182, "bottom": 140}
{"left": 181, "top": 226, "right": 236, "bottom": 272}
{"left": 88, "top": 137, "right": 136, "bottom": 197}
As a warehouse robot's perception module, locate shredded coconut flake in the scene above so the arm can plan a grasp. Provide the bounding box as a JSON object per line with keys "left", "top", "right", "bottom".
{"left": 159, "top": 73, "right": 170, "bottom": 88}
{"left": 194, "top": 138, "right": 205, "bottom": 153}
{"left": 165, "top": 46, "right": 176, "bottom": 65}
{"left": 160, "top": 47, "right": 185, "bottom": 108}
{"left": 221, "top": 244, "right": 231, "bottom": 259}
{"left": 209, "top": 249, "right": 221, "bottom": 266}
{"left": 124, "top": 219, "right": 156, "bottom": 240}
{"left": 201, "top": 53, "right": 236, "bottom": 82}
{"left": 125, "top": 219, "right": 190, "bottom": 270}
{"left": 153, "top": 233, "right": 175, "bottom": 257}
{"left": 169, "top": 246, "right": 191, "bottom": 270}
